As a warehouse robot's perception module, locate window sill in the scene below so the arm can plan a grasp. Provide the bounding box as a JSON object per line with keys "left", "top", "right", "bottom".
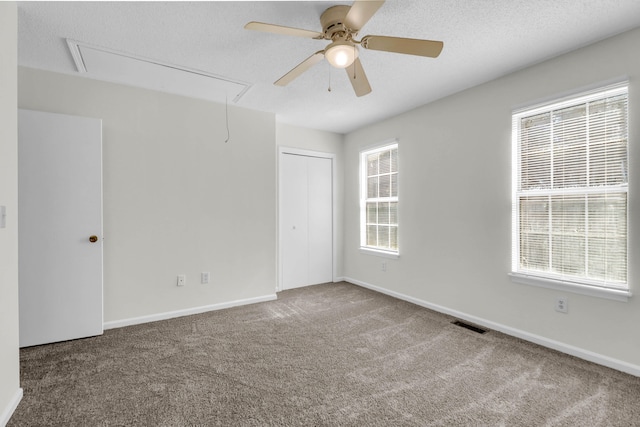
{"left": 359, "top": 247, "right": 399, "bottom": 259}
{"left": 509, "top": 272, "right": 631, "bottom": 302}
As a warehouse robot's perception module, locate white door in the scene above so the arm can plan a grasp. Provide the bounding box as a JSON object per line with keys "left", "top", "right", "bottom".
{"left": 280, "top": 152, "right": 332, "bottom": 290}
{"left": 307, "top": 156, "right": 333, "bottom": 285}
{"left": 18, "top": 109, "right": 103, "bottom": 347}
{"left": 281, "top": 153, "right": 309, "bottom": 289}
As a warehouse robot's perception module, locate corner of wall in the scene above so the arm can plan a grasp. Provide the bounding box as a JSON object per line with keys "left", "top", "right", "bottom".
{"left": 0, "top": 1, "right": 23, "bottom": 424}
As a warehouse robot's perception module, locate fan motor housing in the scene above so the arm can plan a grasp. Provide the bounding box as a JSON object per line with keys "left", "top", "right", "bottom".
{"left": 320, "top": 5, "right": 354, "bottom": 40}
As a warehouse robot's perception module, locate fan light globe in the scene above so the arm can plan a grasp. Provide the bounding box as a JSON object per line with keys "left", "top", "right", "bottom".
{"left": 325, "top": 41, "right": 358, "bottom": 69}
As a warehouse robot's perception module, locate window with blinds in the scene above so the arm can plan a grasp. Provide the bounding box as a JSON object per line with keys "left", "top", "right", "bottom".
{"left": 512, "top": 83, "right": 628, "bottom": 291}
{"left": 361, "top": 143, "right": 398, "bottom": 254}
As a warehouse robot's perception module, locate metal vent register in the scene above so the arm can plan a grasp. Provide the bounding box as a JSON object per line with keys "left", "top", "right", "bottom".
{"left": 452, "top": 320, "right": 487, "bottom": 334}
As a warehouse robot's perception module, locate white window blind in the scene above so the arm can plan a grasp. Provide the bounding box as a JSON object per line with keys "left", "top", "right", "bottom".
{"left": 512, "top": 84, "right": 628, "bottom": 291}
{"left": 361, "top": 143, "right": 398, "bottom": 253}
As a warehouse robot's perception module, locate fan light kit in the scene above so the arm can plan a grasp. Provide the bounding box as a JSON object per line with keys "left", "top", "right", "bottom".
{"left": 245, "top": 0, "right": 443, "bottom": 96}
{"left": 325, "top": 41, "right": 358, "bottom": 68}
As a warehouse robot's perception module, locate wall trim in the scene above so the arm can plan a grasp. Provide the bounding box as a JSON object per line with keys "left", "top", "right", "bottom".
{"left": 344, "top": 277, "right": 640, "bottom": 377}
{"left": 1, "top": 388, "right": 23, "bottom": 427}
{"left": 103, "top": 294, "right": 277, "bottom": 330}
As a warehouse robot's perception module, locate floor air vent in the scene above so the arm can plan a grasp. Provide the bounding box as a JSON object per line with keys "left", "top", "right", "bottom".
{"left": 452, "top": 320, "right": 487, "bottom": 334}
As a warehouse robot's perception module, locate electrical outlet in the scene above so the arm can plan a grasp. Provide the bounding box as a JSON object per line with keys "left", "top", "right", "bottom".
{"left": 177, "top": 274, "right": 186, "bottom": 287}
{"left": 381, "top": 262, "right": 387, "bottom": 272}
{"left": 555, "top": 297, "right": 568, "bottom": 313}
{"left": 201, "top": 272, "right": 210, "bottom": 284}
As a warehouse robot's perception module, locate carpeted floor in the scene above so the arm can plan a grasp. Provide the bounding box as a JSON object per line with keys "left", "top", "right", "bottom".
{"left": 9, "top": 282, "right": 640, "bottom": 426}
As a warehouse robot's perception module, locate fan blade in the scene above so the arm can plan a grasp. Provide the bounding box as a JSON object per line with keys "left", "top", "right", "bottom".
{"left": 275, "top": 51, "right": 325, "bottom": 86}
{"left": 361, "top": 35, "right": 443, "bottom": 58}
{"left": 244, "top": 21, "right": 324, "bottom": 39}
{"left": 345, "top": 57, "right": 372, "bottom": 97}
{"left": 344, "top": 0, "right": 385, "bottom": 30}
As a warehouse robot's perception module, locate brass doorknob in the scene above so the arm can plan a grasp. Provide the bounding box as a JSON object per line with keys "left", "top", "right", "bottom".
{"left": 89, "top": 235, "right": 98, "bottom": 243}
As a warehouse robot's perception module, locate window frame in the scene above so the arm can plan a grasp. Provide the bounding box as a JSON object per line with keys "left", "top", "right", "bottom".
{"left": 510, "top": 83, "right": 631, "bottom": 301}
{"left": 360, "top": 141, "right": 399, "bottom": 258}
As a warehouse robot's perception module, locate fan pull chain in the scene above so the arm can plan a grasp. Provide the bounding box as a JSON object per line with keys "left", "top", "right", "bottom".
{"left": 353, "top": 45, "right": 357, "bottom": 79}
{"left": 328, "top": 67, "right": 332, "bottom": 92}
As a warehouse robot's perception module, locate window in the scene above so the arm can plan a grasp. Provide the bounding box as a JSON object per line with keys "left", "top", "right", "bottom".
{"left": 360, "top": 142, "right": 398, "bottom": 255}
{"left": 512, "top": 83, "right": 629, "bottom": 296}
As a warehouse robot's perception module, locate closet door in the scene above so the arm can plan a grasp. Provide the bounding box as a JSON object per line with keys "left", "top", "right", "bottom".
{"left": 281, "top": 153, "right": 310, "bottom": 290}
{"left": 307, "top": 156, "right": 333, "bottom": 285}
{"left": 280, "top": 152, "right": 333, "bottom": 290}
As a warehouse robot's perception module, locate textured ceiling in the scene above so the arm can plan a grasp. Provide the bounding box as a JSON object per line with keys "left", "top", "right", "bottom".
{"left": 17, "top": 1, "right": 640, "bottom": 134}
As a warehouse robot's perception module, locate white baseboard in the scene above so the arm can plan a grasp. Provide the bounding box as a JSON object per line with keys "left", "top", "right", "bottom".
{"left": 1, "top": 388, "right": 23, "bottom": 427}
{"left": 103, "top": 294, "right": 277, "bottom": 330}
{"left": 344, "top": 277, "right": 640, "bottom": 377}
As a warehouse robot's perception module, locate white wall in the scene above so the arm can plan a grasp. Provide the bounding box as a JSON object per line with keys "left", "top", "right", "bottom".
{"left": 19, "top": 67, "right": 277, "bottom": 324}
{"left": 343, "top": 26, "right": 640, "bottom": 373}
{"left": 0, "top": 2, "right": 23, "bottom": 424}
{"left": 276, "top": 123, "right": 345, "bottom": 279}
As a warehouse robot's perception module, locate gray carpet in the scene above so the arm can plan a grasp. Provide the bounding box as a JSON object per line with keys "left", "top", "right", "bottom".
{"left": 9, "top": 282, "right": 640, "bottom": 426}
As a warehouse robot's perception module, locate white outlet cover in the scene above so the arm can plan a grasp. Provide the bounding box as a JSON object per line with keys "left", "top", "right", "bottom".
{"left": 555, "top": 297, "right": 568, "bottom": 313}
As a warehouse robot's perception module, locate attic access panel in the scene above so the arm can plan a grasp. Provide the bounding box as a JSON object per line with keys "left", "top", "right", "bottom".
{"left": 67, "top": 39, "right": 251, "bottom": 103}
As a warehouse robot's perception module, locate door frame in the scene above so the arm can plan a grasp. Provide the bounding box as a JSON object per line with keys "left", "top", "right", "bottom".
{"left": 277, "top": 146, "right": 336, "bottom": 292}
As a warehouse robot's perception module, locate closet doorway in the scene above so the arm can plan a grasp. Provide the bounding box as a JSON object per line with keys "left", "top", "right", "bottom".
{"left": 279, "top": 148, "right": 334, "bottom": 291}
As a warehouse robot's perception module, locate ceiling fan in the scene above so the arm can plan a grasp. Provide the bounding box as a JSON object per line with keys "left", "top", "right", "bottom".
{"left": 244, "top": 0, "right": 443, "bottom": 97}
